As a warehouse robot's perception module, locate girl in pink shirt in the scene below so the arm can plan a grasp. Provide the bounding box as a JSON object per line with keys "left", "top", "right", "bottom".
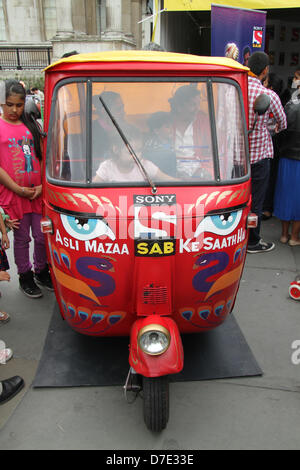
{"left": 0, "top": 80, "right": 53, "bottom": 298}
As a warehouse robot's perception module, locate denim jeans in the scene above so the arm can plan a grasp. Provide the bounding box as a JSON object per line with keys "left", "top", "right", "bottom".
{"left": 248, "top": 158, "right": 271, "bottom": 247}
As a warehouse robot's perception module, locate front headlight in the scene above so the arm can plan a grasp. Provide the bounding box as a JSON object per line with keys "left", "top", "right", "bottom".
{"left": 138, "top": 325, "right": 170, "bottom": 356}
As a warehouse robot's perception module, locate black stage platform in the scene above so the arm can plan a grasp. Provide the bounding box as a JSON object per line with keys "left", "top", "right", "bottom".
{"left": 33, "top": 304, "right": 262, "bottom": 388}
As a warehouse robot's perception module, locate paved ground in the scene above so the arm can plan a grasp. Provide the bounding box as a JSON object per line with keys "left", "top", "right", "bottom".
{"left": 0, "top": 217, "right": 300, "bottom": 450}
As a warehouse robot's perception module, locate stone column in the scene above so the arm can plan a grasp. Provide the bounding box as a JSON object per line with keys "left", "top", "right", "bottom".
{"left": 55, "top": 0, "right": 75, "bottom": 38}
{"left": 106, "top": 0, "right": 122, "bottom": 32}
{"left": 102, "top": 0, "right": 136, "bottom": 46}
{"left": 103, "top": 0, "right": 122, "bottom": 38}
{"left": 131, "top": 0, "right": 142, "bottom": 48}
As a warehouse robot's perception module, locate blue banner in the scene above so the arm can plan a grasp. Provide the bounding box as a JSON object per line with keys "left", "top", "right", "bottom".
{"left": 211, "top": 4, "right": 267, "bottom": 66}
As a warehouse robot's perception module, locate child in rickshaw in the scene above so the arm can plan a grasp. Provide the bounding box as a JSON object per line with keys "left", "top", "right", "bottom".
{"left": 93, "top": 128, "right": 177, "bottom": 183}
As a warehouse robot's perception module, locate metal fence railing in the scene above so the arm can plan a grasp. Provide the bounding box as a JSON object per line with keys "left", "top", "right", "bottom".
{"left": 0, "top": 47, "right": 52, "bottom": 70}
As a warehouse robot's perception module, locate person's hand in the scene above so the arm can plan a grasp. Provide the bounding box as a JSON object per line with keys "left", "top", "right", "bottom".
{"left": 20, "top": 187, "right": 35, "bottom": 199}
{"left": 5, "top": 218, "right": 20, "bottom": 230}
{"left": 29, "top": 185, "right": 42, "bottom": 200}
{"left": 0, "top": 271, "right": 10, "bottom": 281}
{"left": 1, "top": 233, "right": 9, "bottom": 250}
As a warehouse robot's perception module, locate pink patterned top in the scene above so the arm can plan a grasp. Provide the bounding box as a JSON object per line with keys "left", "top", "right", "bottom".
{"left": 0, "top": 119, "right": 42, "bottom": 219}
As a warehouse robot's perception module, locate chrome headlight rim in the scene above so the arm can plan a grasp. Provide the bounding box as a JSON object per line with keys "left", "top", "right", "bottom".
{"left": 138, "top": 324, "right": 171, "bottom": 356}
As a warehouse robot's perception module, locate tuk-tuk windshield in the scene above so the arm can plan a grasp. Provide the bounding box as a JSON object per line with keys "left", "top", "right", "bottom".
{"left": 47, "top": 79, "right": 248, "bottom": 186}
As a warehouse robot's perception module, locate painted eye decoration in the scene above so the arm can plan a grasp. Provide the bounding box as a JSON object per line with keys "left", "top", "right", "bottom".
{"left": 194, "top": 209, "right": 242, "bottom": 238}
{"left": 61, "top": 214, "right": 115, "bottom": 241}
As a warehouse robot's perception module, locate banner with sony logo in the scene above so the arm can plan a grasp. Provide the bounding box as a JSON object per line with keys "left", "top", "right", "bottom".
{"left": 211, "top": 4, "right": 266, "bottom": 66}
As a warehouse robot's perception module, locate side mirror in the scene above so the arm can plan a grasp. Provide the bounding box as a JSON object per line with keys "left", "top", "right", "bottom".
{"left": 248, "top": 93, "right": 271, "bottom": 135}
{"left": 253, "top": 93, "right": 271, "bottom": 115}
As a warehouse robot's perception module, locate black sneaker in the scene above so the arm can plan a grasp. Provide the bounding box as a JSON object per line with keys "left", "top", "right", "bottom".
{"left": 247, "top": 239, "right": 275, "bottom": 254}
{"left": 34, "top": 266, "right": 54, "bottom": 291}
{"left": 19, "top": 270, "right": 43, "bottom": 298}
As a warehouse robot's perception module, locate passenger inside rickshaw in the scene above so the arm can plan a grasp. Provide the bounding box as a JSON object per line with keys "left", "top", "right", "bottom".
{"left": 92, "top": 128, "right": 177, "bottom": 183}
{"left": 48, "top": 80, "right": 248, "bottom": 185}
{"left": 168, "top": 84, "right": 213, "bottom": 180}
{"left": 92, "top": 91, "right": 130, "bottom": 175}
{"left": 143, "top": 111, "right": 177, "bottom": 177}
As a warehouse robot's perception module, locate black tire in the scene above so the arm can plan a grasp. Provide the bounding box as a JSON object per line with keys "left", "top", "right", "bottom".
{"left": 143, "top": 376, "right": 169, "bottom": 432}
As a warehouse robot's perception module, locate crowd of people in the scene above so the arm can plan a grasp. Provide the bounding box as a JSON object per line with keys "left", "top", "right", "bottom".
{"left": 0, "top": 50, "right": 300, "bottom": 405}
{"left": 247, "top": 52, "right": 300, "bottom": 252}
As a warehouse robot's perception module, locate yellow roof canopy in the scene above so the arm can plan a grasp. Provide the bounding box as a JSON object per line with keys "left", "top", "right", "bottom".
{"left": 45, "top": 50, "right": 248, "bottom": 72}
{"left": 164, "top": 0, "right": 300, "bottom": 10}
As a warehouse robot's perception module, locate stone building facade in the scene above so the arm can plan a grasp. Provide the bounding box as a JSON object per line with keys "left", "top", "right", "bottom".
{"left": 0, "top": 0, "right": 148, "bottom": 73}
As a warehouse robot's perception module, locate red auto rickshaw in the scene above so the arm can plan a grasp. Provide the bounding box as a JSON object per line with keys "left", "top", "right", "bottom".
{"left": 40, "top": 51, "right": 265, "bottom": 431}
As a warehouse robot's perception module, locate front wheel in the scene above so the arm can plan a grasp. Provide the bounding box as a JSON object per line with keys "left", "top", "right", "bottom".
{"left": 143, "top": 376, "right": 169, "bottom": 432}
